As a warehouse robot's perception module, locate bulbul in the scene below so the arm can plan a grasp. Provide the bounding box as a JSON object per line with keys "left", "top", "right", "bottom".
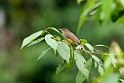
{"left": 60, "top": 28, "right": 86, "bottom": 52}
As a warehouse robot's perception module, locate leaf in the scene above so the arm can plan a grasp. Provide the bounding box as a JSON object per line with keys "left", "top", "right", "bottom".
{"left": 85, "top": 43, "right": 94, "bottom": 52}
{"left": 92, "top": 55, "right": 102, "bottom": 65}
{"left": 117, "top": 15, "right": 124, "bottom": 23}
{"left": 100, "top": 0, "right": 115, "bottom": 21}
{"left": 77, "top": 0, "right": 84, "bottom": 4}
{"left": 98, "top": 65, "right": 104, "bottom": 75}
{"left": 90, "top": 2, "right": 102, "bottom": 15}
{"left": 94, "top": 62, "right": 98, "bottom": 68}
{"left": 47, "top": 27, "right": 62, "bottom": 35}
{"left": 95, "top": 44, "right": 109, "bottom": 48}
{"left": 77, "top": 0, "right": 95, "bottom": 34}
{"left": 104, "top": 53, "right": 117, "bottom": 70}
{"left": 69, "top": 45, "right": 74, "bottom": 67}
{"left": 119, "top": 79, "right": 124, "bottom": 83}
{"left": 37, "top": 47, "right": 52, "bottom": 60}
{"left": 111, "top": 55, "right": 117, "bottom": 68}
{"left": 76, "top": 71, "right": 86, "bottom": 83}
{"left": 45, "top": 34, "right": 58, "bottom": 52}
{"left": 76, "top": 58, "right": 92, "bottom": 83}
{"left": 56, "top": 64, "right": 65, "bottom": 74}
{"left": 80, "top": 39, "right": 88, "bottom": 45}
{"left": 86, "top": 58, "right": 92, "bottom": 70}
{"left": 74, "top": 51, "right": 89, "bottom": 78}
{"left": 99, "top": 73, "right": 119, "bottom": 83}
{"left": 57, "top": 42, "right": 70, "bottom": 63}
{"left": 92, "top": 55, "right": 104, "bottom": 75}
{"left": 119, "top": 0, "right": 124, "bottom": 7}
{"left": 21, "top": 30, "right": 43, "bottom": 49}
{"left": 27, "top": 37, "right": 44, "bottom": 47}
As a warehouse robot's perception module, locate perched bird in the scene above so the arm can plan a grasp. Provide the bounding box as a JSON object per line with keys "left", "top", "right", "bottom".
{"left": 60, "top": 28, "right": 86, "bottom": 52}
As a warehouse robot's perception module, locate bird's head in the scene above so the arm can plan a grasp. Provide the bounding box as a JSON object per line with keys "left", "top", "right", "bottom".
{"left": 59, "top": 28, "right": 69, "bottom": 33}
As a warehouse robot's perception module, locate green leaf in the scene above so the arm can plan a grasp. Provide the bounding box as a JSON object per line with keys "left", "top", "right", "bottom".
{"left": 21, "top": 30, "right": 43, "bottom": 49}
{"left": 76, "top": 58, "right": 92, "bottom": 83}
{"left": 111, "top": 55, "right": 117, "bottom": 68}
{"left": 92, "top": 55, "right": 104, "bottom": 75}
{"left": 45, "top": 34, "right": 58, "bottom": 52}
{"left": 95, "top": 44, "right": 109, "bottom": 48}
{"left": 92, "top": 55, "right": 102, "bottom": 65}
{"left": 85, "top": 43, "right": 94, "bottom": 52}
{"left": 99, "top": 73, "right": 119, "bottom": 83}
{"left": 77, "top": 0, "right": 84, "bottom": 4}
{"left": 98, "top": 65, "right": 104, "bottom": 75}
{"left": 76, "top": 71, "right": 86, "bottom": 83}
{"left": 90, "top": 2, "right": 102, "bottom": 15}
{"left": 74, "top": 51, "right": 89, "bottom": 78}
{"left": 37, "top": 47, "right": 52, "bottom": 60}
{"left": 77, "top": 0, "right": 95, "bottom": 33}
{"left": 47, "top": 27, "right": 62, "bottom": 35}
{"left": 94, "top": 62, "right": 98, "bottom": 68}
{"left": 100, "top": 0, "right": 115, "bottom": 21}
{"left": 104, "top": 53, "right": 117, "bottom": 70}
{"left": 86, "top": 58, "right": 92, "bottom": 70}
{"left": 69, "top": 45, "right": 74, "bottom": 67}
{"left": 56, "top": 64, "right": 65, "bottom": 74}
{"left": 119, "top": 79, "right": 124, "bottom": 83}
{"left": 80, "top": 39, "right": 88, "bottom": 44}
{"left": 27, "top": 37, "right": 44, "bottom": 47}
{"left": 117, "top": 16, "right": 124, "bottom": 23}
{"left": 57, "top": 42, "right": 70, "bottom": 63}
{"left": 119, "top": 0, "right": 124, "bottom": 7}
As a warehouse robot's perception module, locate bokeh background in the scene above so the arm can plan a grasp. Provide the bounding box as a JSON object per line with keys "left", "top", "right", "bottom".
{"left": 0, "top": 0, "right": 124, "bottom": 83}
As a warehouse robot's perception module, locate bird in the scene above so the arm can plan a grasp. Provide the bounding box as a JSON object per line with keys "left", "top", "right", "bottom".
{"left": 60, "top": 28, "right": 87, "bottom": 52}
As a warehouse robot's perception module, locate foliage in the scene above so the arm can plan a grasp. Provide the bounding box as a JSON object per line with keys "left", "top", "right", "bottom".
{"left": 77, "top": 0, "right": 124, "bottom": 33}
{"left": 21, "top": 27, "right": 123, "bottom": 83}
{"left": 20, "top": 0, "right": 124, "bottom": 83}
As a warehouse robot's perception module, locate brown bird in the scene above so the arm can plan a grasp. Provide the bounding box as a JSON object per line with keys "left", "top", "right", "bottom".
{"left": 60, "top": 28, "right": 87, "bottom": 52}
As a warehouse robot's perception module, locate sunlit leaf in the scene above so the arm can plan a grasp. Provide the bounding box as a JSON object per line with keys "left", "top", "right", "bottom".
{"left": 86, "top": 58, "right": 92, "bottom": 70}
{"left": 47, "top": 27, "right": 62, "bottom": 35}
{"left": 45, "top": 34, "right": 58, "bottom": 52}
{"left": 37, "top": 47, "right": 52, "bottom": 60}
{"left": 57, "top": 42, "right": 70, "bottom": 63}
{"left": 104, "top": 53, "right": 117, "bottom": 70}
{"left": 92, "top": 55, "right": 104, "bottom": 75}
{"left": 27, "top": 37, "right": 44, "bottom": 47}
{"left": 94, "top": 62, "right": 98, "bottom": 68}
{"left": 95, "top": 44, "right": 109, "bottom": 48}
{"left": 90, "top": 2, "right": 102, "bottom": 15}
{"left": 85, "top": 43, "right": 94, "bottom": 52}
{"left": 119, "top": 0, "right": 124, "bottom": 7}
{"left": 119, "top": 79, "right": 124, "bottom": 83}
{"left": 98, "top": 65, "right": 104, "bottom": 75}
{"left": 76, "top": 71, "right": 86, "bottom": 83}
{"left": 117, "top": 16, "right": 124, "bottom": 23}
{"left": 92, "top": 55, "right": 102, "bottom": 65}
{"left": 77, "top": 0, "right": 95, "bottom": 33}
{"left": 76, "top": 58, "right": 92, "bottom": 83}
{"left": 111, "top": 55, "right": 117, "bottom": 68}
{"left": 100, "top": 0, "right": 115, "bottom": 21}
{"left": 77, "top": 0, "right": 84, "bottom": 4}
{"left": 119, "top": 68, "right": 124, "bottom": 76}
{"left": 56, "top": 64, "right": 65, "bottom": 74}
{"left": 80, "top": 39, "right": 88, "bottom": 45}
{"left": 99, "top": 73, "right": 119, "bottom": 83}
{"left": 74, "top": 51, "right": 89, "bottom": 78}
{"left": 21, "top": 30, "right": 43, "bottom": 49}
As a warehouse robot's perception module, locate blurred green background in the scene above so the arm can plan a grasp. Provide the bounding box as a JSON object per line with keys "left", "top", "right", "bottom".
{"left": 0, "top": 0, "right": 124, "bottom": 83}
